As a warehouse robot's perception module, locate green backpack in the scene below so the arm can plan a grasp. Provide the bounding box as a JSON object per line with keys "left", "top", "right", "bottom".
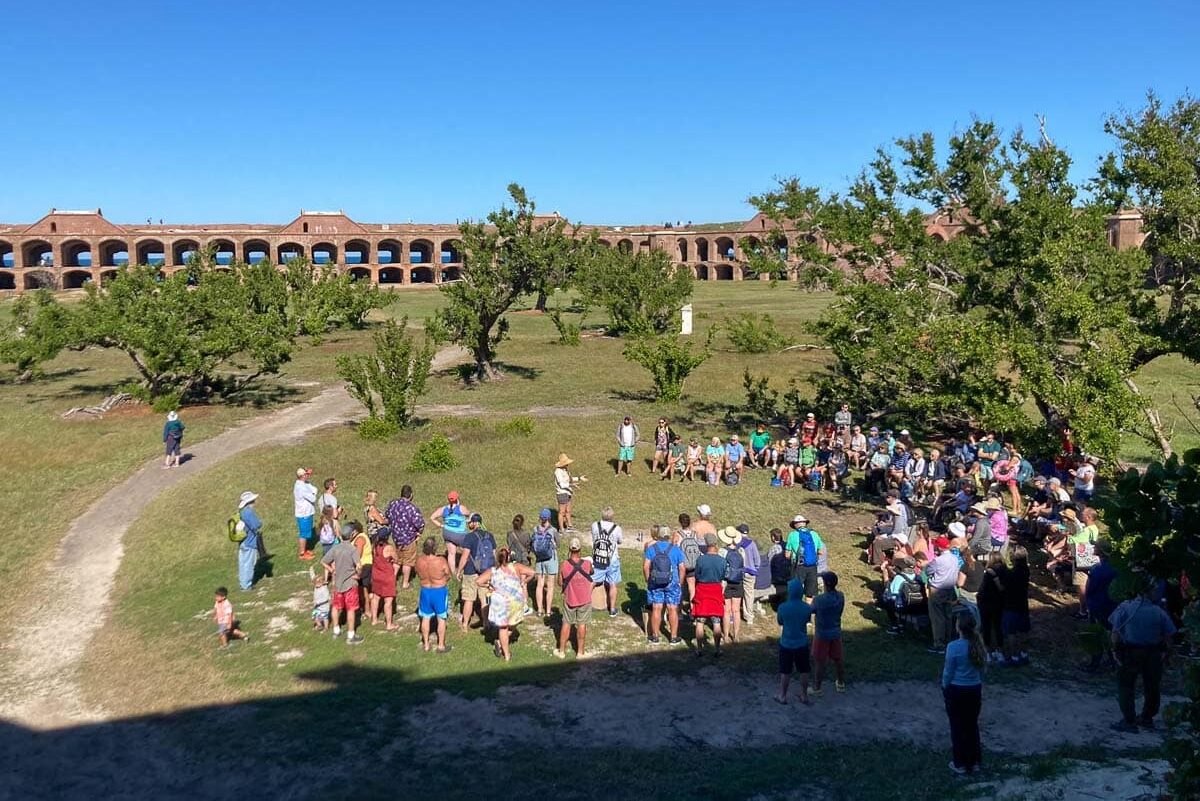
{"left": 228, "top": 515, "right": 246, "bottom": 543}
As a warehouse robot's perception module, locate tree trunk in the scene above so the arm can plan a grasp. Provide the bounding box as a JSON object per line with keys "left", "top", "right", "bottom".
{"left": 1124, "top": 376, "right": 1173, "bottom": 460}
{"left": 534, "top": 289, "right": 548, "bottom": 312}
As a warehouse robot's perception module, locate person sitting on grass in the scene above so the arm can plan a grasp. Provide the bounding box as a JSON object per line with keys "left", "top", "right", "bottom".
{"left": 705, "top": 436, "right": 725, "bottom": 485}
{"left": 848, "top": 425, "right": 868, "bottom": 470}
{"left": 826, "top": 444, "right": 849, "bottom": 492}
{"left": 692, "top": 533, "right": 728, "bottom": 657}
{"left": 724, "top": 435, "right": 746, "bottom": 482}
{"left": 556, "top": 537, "right": 594, "bottom": 659}
{"left": 684, "top": 438, "right": 703, "bottom": 482}
{"left": 214, "top": 587, "right": 248, "bottom": 648}
{"left": 778, "top": 438, "right": 800, "bottom": 487}
{"left": 810, "top": 571, "right": 847, "bottom": 695}
{"left": 748, "top": 423, "right": 772, "bottom": 468}
{"left": 416, "top": 537, "right": 452, "bottom": 653}
{"left": 867, "top": 442, "right": 891, "bottom": 496}
{"left": 775, "top": 578, "right": 814, "bottom": 705}
{"left": 799, "top": 440, "right": 818, "bottom": 485}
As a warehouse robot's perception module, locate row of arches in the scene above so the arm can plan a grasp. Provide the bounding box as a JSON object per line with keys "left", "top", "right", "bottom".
{"left": 1, "top": 264, "right": 465, "bottom": 291}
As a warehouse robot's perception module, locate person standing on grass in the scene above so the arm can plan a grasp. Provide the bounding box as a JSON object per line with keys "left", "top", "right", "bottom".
{"left": 615, "top": 415, "right": 639, "bottom": 476}
{"left": 478, "top": 548, "right": 534, "bottom": 661}
{"left": 321, "top": 477, "right": 342, "bottom": 521}
{"left": 316, "top": 505, "right": 338, "bottom": 556}
{"left": 785, "top": 515, "right": 824, "bottom": 601}
{"left": 416, "top": 537, "right": 452, "bottom": 653}
{"left": 236, "top": 491, "right": 261, "bottom": 591}
{"left": 213, "top": 587, "right": 247, "bottom": 647}
{"left": 925, "top": 535, "right": 960, "bottom": 655}
{"left": 456, "top": 513, "right": 495, "bottom": 632}
{"left": 1109, "top": 578, "right": 1176, "bottom": 732}
{"left": 322, "top": 528, "right": 364, "bottom": 644}
{"left": 775, "top": 578, "right": 813, "bottom": 705}
{"left": 718, "top": 527, "right": 745, "bottom": 643}
{"left": 650, "top": 417, "right": 675, "bottom": 476}
{"left": 676, "top": 513, "right": 702, "bottom": 606}
{"left": 162, "top": 410, "right": 184, "bottom": 469}
{"left": 369, "top": 530, "right": 399, "bottom": 631}
{"left": 553, "top": 453, "right": 578, "bottom": 530}
{"left": 385, "top": 485, "right": 425, "bottom": 591}
{"left": 431, "top": 490, "right": 471, "bottom": 569}
{"left": 810, "top": 572, "right": 847, "bottom": 695}
{"left": 556, "top": 537, "right": 594, "bottom": 659}
{"left": 363, "top": 489, "right": 389, "bottom": 543}
{"left": 530, "top": 508, "right": 560, "bottom": 618}
{"left": 643, "top": 525, "right": 686, "bottom": 645}
{"left": 293, "top": 467, "right": 317, "bottom": 561}
{"left": 736, "top": 524, "right": 762, "bottom": 625}
{"left": 507, "top": 514, "right": 531, "bottom": 566}
{"left": 942, "top": 612, "right": 986, "bottom": 775}
{"left": 590, "top": 507, "right": 623, "bottom": 617}
{"left": 999, "top": 545, "right": 1032, "bottom": 666}
{"left": 347, "top": 522, "right": 373, "bottom": 612}
{"left": 692, "top": 533, "right": 728, "bottom": 658}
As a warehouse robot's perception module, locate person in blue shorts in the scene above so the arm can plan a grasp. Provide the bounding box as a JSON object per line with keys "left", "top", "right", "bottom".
{"left": 430, "top": 490, "right": 472, "bottom": 570}
{"left": 643, "top": 525, "right": 686, "bottom": 645}
{"left": 415, "top": 537, "right": 452, "bottom": 653}
{"left": 590, "top": 507, "right": 624, "bottom": 616}
{"left": 293, "top": 467, "right": 318, "bottom": 561}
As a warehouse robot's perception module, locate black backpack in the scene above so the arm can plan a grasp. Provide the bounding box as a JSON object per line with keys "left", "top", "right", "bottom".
{"left": 647, "top": 542, "right": 674, "bottom": 589}
{"left": 899, "top": 577, "right": 925, "bottom": 608}
{"left": 592, "top": 521, "right": 614, "bottom": 569}
{"left": 724, "top": 547, "right": 744, "bottom": 584}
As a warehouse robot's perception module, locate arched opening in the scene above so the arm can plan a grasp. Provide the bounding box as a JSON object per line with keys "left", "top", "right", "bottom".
{"left": 441, "top": 266, "right": 461, "bottom": 282}
{"left": 208, "top": 239, "right": 236, "bottom": 266}
{"left": 63, "top": 240, "right": 93, "bottom": 267}
{"left": 617, "top": 239, "right": 634, "bottom": 253}
{"left": 377, "top": 267, "right": 402, "bottom": 285}
{"left": 136, "top": 239, "right": 166, "bottom": 266}
{"left": 100, "top": 269, "right": 119, "bottom": 286}
{"left": 715, "top": 264, "right": 734, "bottom": 280}
{"left": 0, "top": 272, "right": 14, "bottom": 290}
{"left": 440, "top": 239, "right": 462, "bottom": 264}
{"left": 22, "top": 240, "right": 53, "bottom": 268}
{"left": 0, "top": 240, "right": 13, "bottom": 269}
{"left": 742, "top": 236, "right": 762, "bottom": 259}
{"left": 99, "top": 240, "right": 130, "bottom": 267}
{"left": 715, "top": 237, "right": 734, "bottom": 261}
{"left": 930, "top": 232, "right": 946, "bottom": 242}
{"left": 409, "top": 239, "right": 433, "bottom": 264}
{"left": 348, "top": 267, "right": 373, "bottom": 282}
{"left": 770, "top": 234, "right": 789, "bottom": 259}
{"left": 242, "top": 239, "right": 270, "bottom": 265}
{"left": 344, "top": 239, "right": 371, "bottom": 265}
{"left": 410, "top": 266, "right": 434, "bottom": 284}
{"left": 172, "top": 240, "right": 200, "bottom": 267}
{"left": 695, "top": 237, "right": 709, "bottom": 262}
{"left": 377, "top": 239, "right": 403, "bottom": 265}
{"left": 311, "top": 242, "right": 337, "bottom": 265}
{"left": 24, "top": 270, "right": 56, "bottom": 290}
{"left": 277, "top": 242, "right": 304, "bottom": 265}
{"left": 62, "top": 270, "right": 92, "bottom": 289}
{"left": 695, "top": 264, "right": 709, "bottom": 280}
{"left": 597, "top": 239, "right": 612, "bottom": 249}
{"left": 677, "top": 238, "right": 689, "bottom": 262}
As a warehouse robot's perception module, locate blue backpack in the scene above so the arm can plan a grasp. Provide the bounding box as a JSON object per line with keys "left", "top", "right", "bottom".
{"left": 472, "top": 530, "right": 496, "bottom": 573}
{"left": 532, "top": 528, "right": 556, "bottom": 562}
{"left": 648, "top": 542, "right": 675, "bottom": 589}
{"left": 724, "top": 546, "right": 745, "bottom": 584}
{"left": 797, "top": 529, "right": 818, "bottom": 567}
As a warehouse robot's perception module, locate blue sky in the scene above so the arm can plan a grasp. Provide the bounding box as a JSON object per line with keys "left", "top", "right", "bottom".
{"left": 2, "top": 0, "right": 1196, "bottom": 226}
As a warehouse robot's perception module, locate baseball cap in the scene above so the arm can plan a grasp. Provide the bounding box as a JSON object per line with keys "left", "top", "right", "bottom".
{"left": 448, "top": 490, "right": 459, "bottom": 501}
{"left": 933, "top": 535, "right": 951, "bottom": 551}
{"left": 697, "top": 504, "right": 712, "bottom": 517}
{"left": 806, "top": 412, "right": 815, "bottom": 419}
{"left": 296, "top": 467, "right": 307, "bottom": 478}
{"left": 947, "top": 521, "right": 967, "bottom": 539}
{"left": 869, "top": 426, "right": 879, "bottom": 433}
{"left": 569, "top": 537, "right": 582, "bottom": 551}
{"left": 735, "top": 523, "right": 750, "bottom": 535}
{"left": 469, "top": 512, "right": 482, "bottom": 523}
{"left": 539, "top": 508, "right": 552, "bottom": 520}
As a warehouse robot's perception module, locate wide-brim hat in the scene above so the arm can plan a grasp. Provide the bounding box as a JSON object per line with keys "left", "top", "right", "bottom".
{"left": 984, "top": 497, "right": 1003, "bottom": 512}
{"left": 238, "top": 491, "right": 258, "bottom": 509}
{"left": 167, "top": 411, "right": 179, "bottom": 422}
{"left": 1061, "top": 508, "right": 1078, "bottom": 521}
{"left": 947, "top": 521, "right": 967, "bottom": 539}
{"left": 555, "top": 453, "right": 574, "bottom": 468}
{"left": 718, "top": 526, "right": 740, "bottom": 547}
{"left": 791, "top": 514, "right": 808, "bottom": 525}
{"left": 969, "top": 503, "right": 988, "bottom": 515}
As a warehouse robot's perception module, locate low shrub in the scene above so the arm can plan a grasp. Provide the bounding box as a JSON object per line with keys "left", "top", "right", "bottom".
{"left": 496, "top": 415, "right": 535, "bottom": 437}
{"left": 356, "top": 417, "right": 399, "bottom": 441}
{"left": 548, "top": 308, "right": 581, "bottom": 346}
{"left": 409, "top": 433, "right": 460, "bottom": 473}
{"left": 725, "top": 313, "right": 791, "bottom": 353}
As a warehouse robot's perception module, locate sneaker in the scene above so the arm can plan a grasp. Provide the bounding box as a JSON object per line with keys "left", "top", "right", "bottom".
{"left": 669, "top": 637, "right": 683, "bottom": 645}
{"left": 927, "top": 645, "right": 946, "bottom": 655}
{"left": 835, "top": 681, "right": 846, "bottom": 693}
{"left": 552, "top": 649, "right": 565, "bottom": 660}
{"left": 609, "top": 609, "right": 619, "bottom": 618}
{"left": 332, "top": 627, "right": 342, "bottom": 637}
{"left": 346, "top": 634, "right": 364, "bottom": 645}
{"left": 1111, "top": 720, "right": 1139, "bottom": 733}
{"left": 647, "top": 636, "right": 661, "bottom": 645}
{"left": 809, "top": 686, "right": 824, "bottom": 697}
{"left": 948, "top": 762, "right": 967, "bottom": 776}
{"left": 885, "top": 626, "right": 903, "bottom": 636}
{"left": 989, "top": 651, "right": 1004, "bottom": 663}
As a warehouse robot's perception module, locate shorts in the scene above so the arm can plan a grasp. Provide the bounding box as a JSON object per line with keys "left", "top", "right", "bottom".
{"left": 618, "top": 446, "right": 635, "bottom": 462}
{"left": 216, "top": 625, "right": 230, "bottom": 636}
{"left": 395, "top": 541, "right": 418, "bottom": 568}
{"left": 461, "top": 575, "right": 489, "bottom": 604}
{"left": 698, "top": 615, "right": 723, "bottom": 629}
{"left": 535, "top": 558, "right": 559, "bottom": 575}
{"left": 1072, "top": 568, "right": 1090, "bottom": 589}
{"left": 779, "top": 644, "right": 811, "bottom": 675}
{"left": 333, "top": 588, "right": 360, "bottom": 612}
{"left": 812, "top": 636, "right": 843, "bottom": 661}
{"left": 418, "top": 586, "right": 450, "bottom": 619}
{"left": 1002, "top": 610, "right": 1031, "bottom": 635}
{"left": 296, "top": 515, "right": 314, "bottom": 541}
{"left": 723, "top": 584, "right": 742, "bottom": 600}
{"left": 795, "top": 565, "right": 819, "bottom": 598}
{"left": 443, "top": 529, "right": 468, "bottom": 548}
{"left": 312, "top": 605, "right": 330, "bottom": 622}
{"left": 564, "top": 603, "right": 593, "bottom": 625}
{"left": 592, "top": 562, "right": 622, "bottom": 585}
{"left": 646, "top": 582, "right": 682, "bottom": 606}
{"left": 359, "top": 569, "right": 373, "bottom": 592}
{"left": 165, "top": 440, "right": 181, "bottom": 456}
{"left": 556, "top": 493, "right": 572, "bottom": 505}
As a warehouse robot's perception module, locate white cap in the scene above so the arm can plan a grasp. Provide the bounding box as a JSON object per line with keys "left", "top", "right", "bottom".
{"left": 900, "top": 429, "right": 909, "bottom": 436}
{"left": 697, "top": 504, "right": 712, "bottom": 517}
{"left": 948, "top": 521, "right": 967, "bottom": 538}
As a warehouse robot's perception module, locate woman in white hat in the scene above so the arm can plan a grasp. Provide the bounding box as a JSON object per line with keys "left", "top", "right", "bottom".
{"left": 718, "top": 526, "right": 745, "bottom": 642}
{"left": 236, "top": 491, "right": 262, "bottom": 590}
{"left": 162, "top": 410, "right": 185, "bottom": 469}
{"left": 553, "top": 453, "right": 579, "bottom": 532}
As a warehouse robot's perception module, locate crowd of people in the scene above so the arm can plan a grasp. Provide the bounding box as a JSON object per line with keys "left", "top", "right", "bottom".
{"left": 212, "top": 407, "right": 1183, "bottom": 776}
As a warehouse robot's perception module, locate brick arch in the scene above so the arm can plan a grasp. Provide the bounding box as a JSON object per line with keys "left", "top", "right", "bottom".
{"left": 242, "top": 239, "right": 271, "bottom": 265}
{"left": 171, "top": 239, "right": 200, "bottom": 267}
{"left": 677, "top": 238, "right": 690, "bottom": 262}
{"left": 377, "top": 266, "right": 403, "bottom": 285}
{"left": 135, "top": 239, "right": 166, "bottom": 266}
{"left": 98, "top": 239, "right": 130, "bottom": 267}
{"left": 0, "top": 271, "right": 15, "bottom": 290}
{"left": 62, "top": 239, "right": 93, "bottom": 267}
{"left": 0, "top": 240, "right": 12, "bottom": 270}
{"left": 348, "top": 266, "right": 373, "bottom": 282}
{"left": 62, "top": 269, "right": 93, "bottom": 289}
{"left": 311, "top": 242, "right": 337, "bottom": 265}
{"left": 409, "top": 239, "right": 433, "bottom": 264}
{"left": 205, "top": 239, "right": 237, "bottom": 265}
{"left": 439, "top": 239, "right": 463, "bottom": 264}
{"left": 277, "top": 242, "right": 304, "bottom": 264}
{"left": 377, "top": 239, "right": 403, "bottom": 265}
{"left": 344, "top": 239, "right": 371, "bottom": 265}
{"left": 410, "top": 265, "right": 434, "bottom": 283}
{"left": 23, "top": 269, "right": 56, "bottom": 290}
{"left": 694, "top": 237, "right": 710, "bottom": 261}
{"left": 714, "top": 237, "right": 734, "bottom": 261}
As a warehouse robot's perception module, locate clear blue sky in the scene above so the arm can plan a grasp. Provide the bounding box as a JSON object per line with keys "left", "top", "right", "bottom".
{"left": 2, "top": 0, "right": 1196, "bottom": 226}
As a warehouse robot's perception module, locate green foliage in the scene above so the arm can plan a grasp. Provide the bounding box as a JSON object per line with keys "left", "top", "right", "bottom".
{"left": 743, "top": 369, "right": 780, "bottom": 421}
{"left": 408, "top": 432, "right": 460, "bottom": 473}
{"left": 433, "top": 184, "right": 578, "bottom": 379}
{"left": 336, "top": 317, "right": 434, "bottom": 431}
{"left": 725, "top": 313, "right": 791, "bottom": 353}
{"left": 496, "top": 415, "right": 535, "bottom": 437}
{"left": 622, "top": 328, "right": 715, "bottom": 402}
{"left": 356, "top": 417, "right": 399, "bottom": 441}
{"left": 283, "top": 258, "right": 387, "bottom": 338}
{"left": 0, "top": 290, "right": 73, "bottom": 377}
{"left": 547, "top": 307, "right": 581, "bottom": 346}
{"left": 574, "top": 244, "right": 693, "bottom": 336}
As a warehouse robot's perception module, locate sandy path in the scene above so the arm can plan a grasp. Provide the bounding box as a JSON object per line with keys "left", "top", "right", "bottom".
{"left": 0, "top": 346, "right": 468, "bottom": 727}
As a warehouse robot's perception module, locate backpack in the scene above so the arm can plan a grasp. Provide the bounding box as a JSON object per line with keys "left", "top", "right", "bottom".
{"left": 898, "top": 577, "right": 926, "bottom": 608}
{"left": 532, "top": 528, "right": 556, "bottom": 562}
{"left": 472, "top": 531, "right": 496, "bottom": 573}
{"left": 796, "top": 529, "right": 818, "bottom": 567}
{"left": 648, "top": 543, "right": 675, "bottom": 589}
{"left": 770, "top": 549, "right": 792, "bottom": 585}
{"left": 724, "top": 546, "right": 745, "bottom": 584}
{"left": 228, "top": 516, "right": 246, "bottom": 543}
{"left": 679, "top": 531, "right": 701, "bottom": 571}
{"left": 725, "top": 470, "right": 740, "bottom": 486}
{"left": 1074, "top": 540, "right": 1099, "bottom": 570}
{"left": 592, "top": 522, "right": 614, "bottom": 569}
{"left": 805, "top": 469, "right": 822, "bottom": 490}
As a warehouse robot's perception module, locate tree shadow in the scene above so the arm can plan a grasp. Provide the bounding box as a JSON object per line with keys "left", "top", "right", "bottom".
{"left": 220, "top": 383, "right": 303, "bottom": 409}
{"left": 609, "top": 389, "right": 656, "bottom": 404}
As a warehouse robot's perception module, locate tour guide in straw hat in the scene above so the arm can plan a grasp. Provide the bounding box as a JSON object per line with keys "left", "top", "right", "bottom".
{"left": 236, "top": 491, "right": 262, "bottom": 591}
{"left": 554, "top": 453, "right": 580, "bottom": 532}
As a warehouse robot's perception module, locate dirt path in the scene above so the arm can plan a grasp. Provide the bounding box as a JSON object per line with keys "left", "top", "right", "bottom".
{"left": 0, "top": 346, "right": 468, "bottom": 728}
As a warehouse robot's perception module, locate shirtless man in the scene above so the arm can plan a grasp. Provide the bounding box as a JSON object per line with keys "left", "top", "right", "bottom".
{"left": 415, "top": 537, "right": 452, "bottom": 653}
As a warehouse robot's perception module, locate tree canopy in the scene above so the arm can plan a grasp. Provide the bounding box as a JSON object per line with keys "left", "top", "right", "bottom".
{"left": 574, "top": 243, "right": 693, "bottom": 336}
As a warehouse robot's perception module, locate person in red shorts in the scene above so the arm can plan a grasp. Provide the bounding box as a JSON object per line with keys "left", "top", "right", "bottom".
{"left": 810, "top": 571, "right": 846, "bottom": 694}
{"left": 322, "top": 525, "right": 364, "bottom": 645}
{"left": 691, "top": 533, "right": 728, "bottom": 658}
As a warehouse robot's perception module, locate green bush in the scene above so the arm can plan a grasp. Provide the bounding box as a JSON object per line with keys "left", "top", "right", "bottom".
{"left": 622, "top": 329, "right": 715, "bottom": 402}
{"left": 548, "top": 308, "right": 581, "bottom": 346}
{"left": 356, "top": 417, "right": 399, "bottom": 441}
{"left": 725, "top": 313, "right": 791, "bottom": 353}
{"left": 743, "top": 369, "right": 780, "bottom": 421}
{"left": 496, "top": 415, "right": 535, "bottom": 437}
{"left": 409, "top": 433, "right": 460, "bottom": 473}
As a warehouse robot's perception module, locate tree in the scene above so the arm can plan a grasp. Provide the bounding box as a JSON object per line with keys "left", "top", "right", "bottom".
{"left": 623, "top": 328, "right": 716, "bottom": 402}
{"left": 574, "top": 244, "right": 693, "bottom": 336}
{"left": 336, "top": 317, "right": 434, "bottom": 433}
{"left": 0, "top": 289, "right": 74, "bottom": 380}
{"left": 432, "top": 184, "right": 576, "bottom": 379}
{"left": 282, "top": 258, "right": 386, "bottom": 338}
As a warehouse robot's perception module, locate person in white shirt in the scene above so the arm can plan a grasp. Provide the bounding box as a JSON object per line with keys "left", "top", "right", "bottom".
{"left": 848, "top": 425, "right": 868, "bottom": 470}
{"left": 615, "top": 416, "right": 639, "bottom": 477}
{"left": 293, "top": 467, "right": 318, "bottom": 560}
{"left": 1071, "top": 456, "right": 1097, "bottom": 503}
{"left": 554, "top": 452, "right": 579, "bottom": 531}
{"left": 590, "top": 506, "right": 624, "bottom": 616}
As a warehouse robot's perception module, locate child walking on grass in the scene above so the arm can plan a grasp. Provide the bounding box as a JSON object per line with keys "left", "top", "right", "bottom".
{"left": 312, "top": 571, "right": 331, "bottom": 631}
{"left": 214, "top": 587, "right": 248, "bottom": 647}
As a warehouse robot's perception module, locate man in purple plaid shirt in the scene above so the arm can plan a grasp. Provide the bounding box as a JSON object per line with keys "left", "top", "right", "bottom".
{"left": 386, "top": 485, "right": 425, "bottom": 590}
